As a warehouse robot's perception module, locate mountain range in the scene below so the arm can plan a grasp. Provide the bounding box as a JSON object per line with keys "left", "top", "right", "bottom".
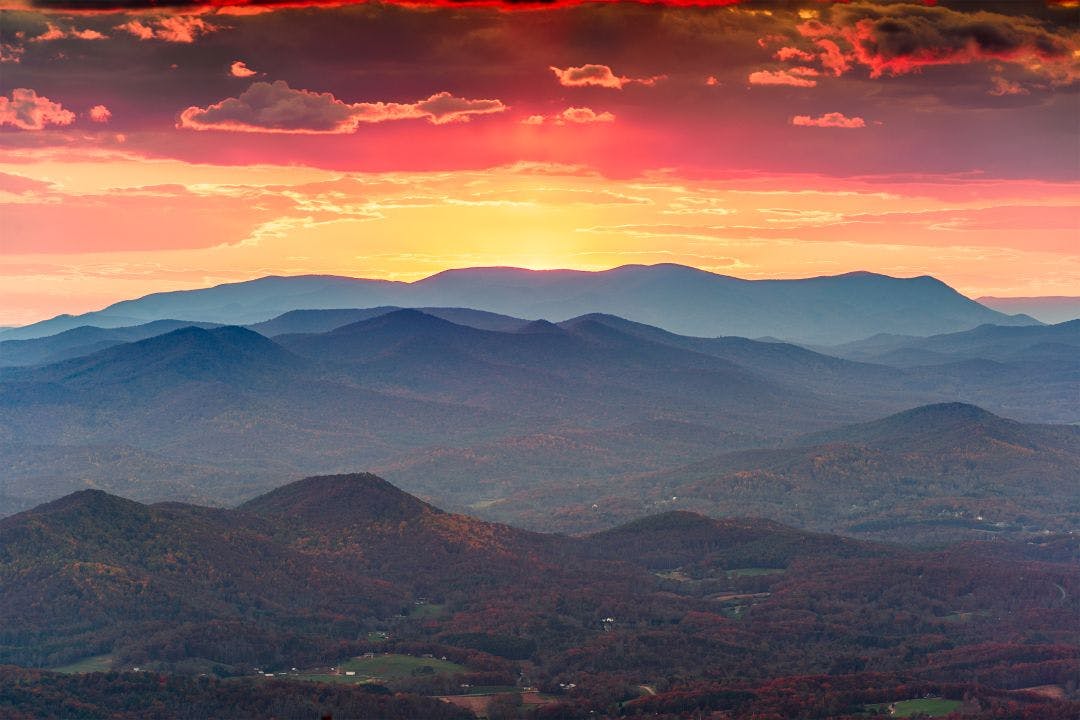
{"left": 0, "top": 307, "right": 1074, "bottom": 534}
{"left": 0, "top": 265, "right": 1037, "bottom": 345}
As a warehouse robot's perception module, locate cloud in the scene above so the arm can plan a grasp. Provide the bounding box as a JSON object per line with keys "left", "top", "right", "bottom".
{"left": 116, "top": 16, "right": 220, "bottom": 43}
{"left": 774, "top": 47, "right": 816, "bottom": 63}
{"left": 410, "top": 92, "right": 507, "bottom": 124}
{"left": 31, "top": 23, "right": 108, "bottom": 41}
{"left": 178, "top": 81, "right": 507, "bottom": 133}
{"left": 0, "top": 89, "right": 76, "bottom": 130}
{"left": 747, "top": 70, "right": 817, "bottom": 87}
{"left": 550, "top": 64, "right": 663, "bottom": 89}
{"left": 88, "top": 105, "right": 113, "bottom": 123}
{"left": 522, "top": 107, "right": 615, "bottom": 125}
{"left": 230, "top": 60, "right": 259, "bottom": 78}
{"left": 0, "top": 43, "right": 25, "bottom": 64}
{"left": 799, "top": 3, "right": 1078, "bottom": 81}
{"left": 791, "top": 112, "right": 866, "bottom": 128}
{"left": 989, "top": 76, "right": 1029, "bottom": 96}
{"left": 0, "top": 0, "right": 759, "bottom": 11}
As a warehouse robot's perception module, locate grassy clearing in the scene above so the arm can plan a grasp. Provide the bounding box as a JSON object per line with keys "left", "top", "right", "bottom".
{"left": 409, "top": 602, "right": 446, "bottom": 619}
{"left": 865, "top": 698, "right": 962, "bottom": 717}
{"left": 293, "top": 653, "right": 468, "bottom": 685}
{"left": 940, "top": 610, "right": 989, "bottom": 623}
{"left": 50, "top": 654, "right": 113, "bottom": 674}
{"left": 340, "top": 653, "right": 466, "bottom": 679}
{"left": 726, "top": 567, "right": 785, "bottom": 578}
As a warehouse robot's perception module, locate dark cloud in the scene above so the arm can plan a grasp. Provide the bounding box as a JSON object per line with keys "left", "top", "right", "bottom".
{"left": 803, "top": 3, "right": 1078, "bottom": 82}
{"left": 178, "top": 80, "right": 507, "bottom": 132}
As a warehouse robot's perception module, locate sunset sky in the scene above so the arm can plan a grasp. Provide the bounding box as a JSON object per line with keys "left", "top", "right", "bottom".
{"left": 0, "top": 0, "right": 1077, "bottom": 325}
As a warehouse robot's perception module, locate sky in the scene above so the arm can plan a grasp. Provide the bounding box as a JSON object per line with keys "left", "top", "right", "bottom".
{"left": 0, "top": 0, "right": 1077, "bottom": 325}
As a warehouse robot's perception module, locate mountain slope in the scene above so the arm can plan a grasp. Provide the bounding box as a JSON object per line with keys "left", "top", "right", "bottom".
{"left": 824, "top": 320, "right": 1080, "bottom": 365}
{"left": 0, "top": 264, "right": 1037, "bottom": 345}
{"left": 491, "top": 403, "right": 1080, "bottom": 541}
{"left": 0, "top": 320, "right": 222, "bottom": 368}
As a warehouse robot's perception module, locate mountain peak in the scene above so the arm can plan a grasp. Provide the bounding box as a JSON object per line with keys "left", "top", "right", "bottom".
{"left": 331, "top": 308, "right": 461, "bottom": 335}
{"left": 797, "top": 402, "right": 1017, "bottom": 449}
{"left": 519, "top": 319, "right": 565, "bottom": 335}
{"left": 238, "top": 473, "right": 437, "bottom": 526}
{"left": 893, "top": 402, "right": 996, "bottom": 424}
{"left": 3, "top": 488, "right": 150, "bottom": 532}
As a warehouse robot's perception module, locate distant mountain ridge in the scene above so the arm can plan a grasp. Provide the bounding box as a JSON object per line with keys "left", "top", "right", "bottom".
{"left": 0, "top": 264, "right": 1037, "bottom": 345}
{"left": 819, "top": 319, "right": 1080, "bottom": 366}
{"left": 979, "top": 295, "right": 1080, "bottom": 324}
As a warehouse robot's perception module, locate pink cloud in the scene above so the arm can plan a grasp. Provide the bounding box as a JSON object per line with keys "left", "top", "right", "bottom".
{"left": 230, "top": 60, "right": 259, "bottom": 78}
{"left": 88, "top": 105, "right": 112, "bottom": 123}
{"left": 550, "top": 64, "right": 663, "bottom": 89}
{"left": 748, "top": 70, "right": 817, "bottom": 87}
{"left": 0, "top": 89, "right": 76, "bottom": 130}
{"left": 178, "top": 81, "right": 507, "bottom": 133}
{"left": 116, "top": 16, "right": 220, "bottom": 43}
{"left": 791, "top": 112, "right": 867, "bottom": 129}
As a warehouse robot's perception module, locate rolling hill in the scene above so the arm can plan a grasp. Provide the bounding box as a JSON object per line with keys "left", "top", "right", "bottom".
{"left": 1, "top": 473, "right": 1076, "bottom": 720}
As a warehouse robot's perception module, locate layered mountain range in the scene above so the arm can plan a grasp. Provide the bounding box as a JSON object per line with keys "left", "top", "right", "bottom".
{"left": 0, "top": 303, "right": 1075, "bottom": 541}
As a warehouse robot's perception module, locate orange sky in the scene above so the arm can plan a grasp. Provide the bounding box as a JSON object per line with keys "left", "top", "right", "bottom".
{"left": 1, "top": 1, "right": 1077, "bottom": 324}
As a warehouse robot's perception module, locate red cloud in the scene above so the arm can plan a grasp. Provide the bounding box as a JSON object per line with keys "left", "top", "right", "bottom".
{"left": 0, "top": 89, "right": 76, "bottom": 130}
{"left": 178, "top": 81, "right": 507, "bottom": 133}
{"left": 550, "top": 64, "right": 663, "bottom": 90}
{"left": 748, "top": 70, "right": 817, "bottom": 87}
{"left": 116, "top": 16, "right": 220, "bottom": 43}
{"left": 799, "top": 4, "right": 1078, "bottom": 81}
{"left": 791, "top": 112, "right": 866, "bottom": 129}
{"left": 0, "top": 1, "right": 752, "bottom": 11}
{"left": 230, "top": 60, "right": 259, "bottom": 78}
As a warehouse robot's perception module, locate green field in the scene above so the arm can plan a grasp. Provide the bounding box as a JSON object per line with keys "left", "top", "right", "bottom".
{"left": 866, "top": 698, "right": 963, "bottom": 717}
{"left": 296, "top": 653, "right": 467, "bottom": 685}
{"left": 409, "top": 602, "right": 446, "bottom": 619}
{"left": 50, "top": 654, "right": 114, "bottom": 674}
{"left": 726, "top": 567, "right": 786, "bottom": 578}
